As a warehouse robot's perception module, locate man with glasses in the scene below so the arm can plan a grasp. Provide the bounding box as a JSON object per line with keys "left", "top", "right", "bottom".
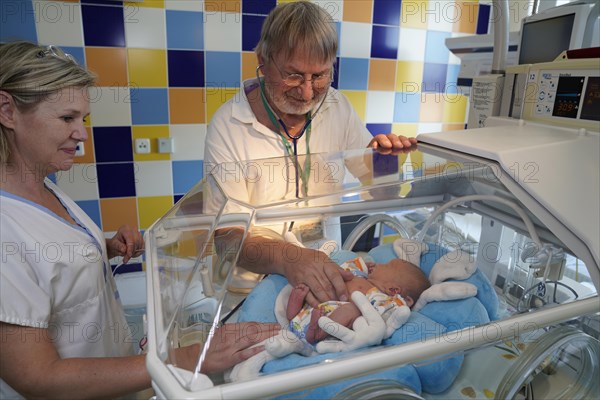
{"left": 204, "top": 2, "right": 416, "bottom": 313}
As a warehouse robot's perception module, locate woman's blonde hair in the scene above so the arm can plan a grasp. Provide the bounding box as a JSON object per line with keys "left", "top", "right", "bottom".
{"left": 255, "top": 1, "right": 337, "bottom": 65}
{"left": 0, "top": 41, "right": 96, "bottom": 163}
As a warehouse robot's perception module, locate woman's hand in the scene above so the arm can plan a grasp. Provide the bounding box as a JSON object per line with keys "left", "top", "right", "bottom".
{"left": 106, "top": 225, "right": 144, "bottom": 263}
{"left": 199, "top": 322, "right": 280, "bottom": 375}
{"left": 283, "top": 247, "right": 354, "bottom": 307}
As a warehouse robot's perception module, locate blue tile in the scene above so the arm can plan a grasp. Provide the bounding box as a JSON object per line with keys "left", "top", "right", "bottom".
{"left": 242, "top": 14, "right": 265, "bottom": 51}
{"left": 82, "top": 4, "right": 125, "bottom": 47}
{"left": 371, "top": 25, "right": 399, "bottom": 59}
{"left": 331, "top": 57, "right": 340, "bottom": 89}
{"left": 166, "top": 10, "right": 204, "bottom": 50}
{"left": 394, "top": 92, "right": 421, "bottom": 122}
{"left": 96, "top": 163, "right": 136, "bottom": 198}
{"left": 174, "top": 194, "right": 184, "bottom": 204}
{"left": 76, "top": 200, "right": 102, "bottom": 229}
{"left": 0, "top": 0, "right": 37, "bottom": 42}
{"left": 60, "top": 46, "right": 86, "bottom": 67}
{"left": 422, "top": 63, "right": 448, "bottom": 93}
{"left": 205, "top": 51, "right": 240, "bottom": 88}
{"left": 168, "top": 50, "right": 204, "bottom": 87}
{"left": 93, "top": 126, "right": 133, "bottom": 163}
{"left": 47, "top": 173, "right": 57, "bottom": 184}
{"left": 366, "top": 124, "right": 392, "bottom": 135}
{"left": 373, "top": 0, "right": 401, "bottom": 26}
{"left": 477, "top": 4, "right": 491, "bottom": 34}
{"left": 372, "top": 153, "right": 399, "bottom": 178}
{"left": 172, "top": 160, "right": 203, "bottom": 194}
{"left": 242, "top": 0, "right": 276, "bottom": 15}
{"left": 130, "top": 88, "right": 169, "bottom": 125}
{"left": 446, "top": 64, "right": 461, "bottom": 94}
{"left": 425, "top": 31, "right": 451, "bottom": 64}
{"left": 338, "top": 58, "right": 369, "bottom": 90}
{"left": 112, "top": 262, "right": 143, "bottom": 275}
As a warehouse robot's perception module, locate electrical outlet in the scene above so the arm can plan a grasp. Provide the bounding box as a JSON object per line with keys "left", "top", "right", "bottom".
{"left": 135, "top": 138, "right": 151, "bottom": 154}
{"left": 75, "top": 142, "right": 85, "bottom": 156}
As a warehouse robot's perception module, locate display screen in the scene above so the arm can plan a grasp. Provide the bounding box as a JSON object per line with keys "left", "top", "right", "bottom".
{"left": 552, "top": 76, "right": 584, "bottom": 119}
{"left": 580, "top": 77, "right": 600, "bottom": 121}
{"left": 519, "top": 14, "right": 575, "bottom": 64}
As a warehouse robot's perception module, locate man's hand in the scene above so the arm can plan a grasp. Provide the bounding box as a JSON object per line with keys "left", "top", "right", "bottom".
{"left": 106, "top": 225, "right": 144, "bottom": 263}
{"left": 283, "top": 247, "right": 354, "bottom": 307}
{"left": 368, "top": 134, "right": 417, "bottom": 155}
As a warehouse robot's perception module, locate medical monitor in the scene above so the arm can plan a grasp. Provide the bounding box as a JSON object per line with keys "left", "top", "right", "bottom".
{"left": 518, "top": 0, "right": 599, "bottom": 64}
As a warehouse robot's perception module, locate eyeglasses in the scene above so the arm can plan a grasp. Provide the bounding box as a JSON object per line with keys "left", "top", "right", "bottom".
{"left": 270, "top": 57, "right": 333, "bottom": 90}
{"left": 37, "top": 45, "right": 78, "bottom": 64}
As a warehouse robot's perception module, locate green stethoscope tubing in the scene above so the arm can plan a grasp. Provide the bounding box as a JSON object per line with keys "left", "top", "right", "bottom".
{"left": 258, "top": 76, "right": 328, "bottom": 198}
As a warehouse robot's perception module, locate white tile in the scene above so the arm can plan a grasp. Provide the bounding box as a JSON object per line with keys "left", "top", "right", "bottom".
{"left": 165, "top": 0, "right": 204, "bottom": 12}
{"left": 398, "top": 28, "right": 426, "bottom": 62}
{"left": 426, "top": 1, "right": 454, "bottom": 32}
{"left": 125, "top": 7, "right": 166, "bottom": 49}
{"left": 204, "top": 11, "right": 241, "bottom": 52}
{"left": 33, "top": 0, "right": 84, "bottom": 47}
{"left": 313, "top": 0, "right": 343, "bottom": 22}
{"left": 54, "top": 163, "right": 99, "bottom": 201}
{"left": 366, "top": 91, "right": 395, "bottom": 123}
{"left": 170, "top": 124, "right": 207, "bottom": 161}
{"left": 134, "top": 161, "right": 173, "bottom": 197}
{"left": 417, "top": 123, "right": 443, "bottom": 134}
{"left": 88, "top": 87, "right": 132, "bottom": 127}
{"left": 340, "top": 22, "right": 372, "bottom": 58}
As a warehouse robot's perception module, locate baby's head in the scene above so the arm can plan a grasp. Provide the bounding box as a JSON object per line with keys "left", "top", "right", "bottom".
{"left": 367, "top": 259, "right": 431, "bottom": 308}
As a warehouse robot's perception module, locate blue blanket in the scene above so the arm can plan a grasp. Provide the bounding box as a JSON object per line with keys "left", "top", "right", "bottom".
{"left": 238, "top": 243, "right": 498, "bottom": 398}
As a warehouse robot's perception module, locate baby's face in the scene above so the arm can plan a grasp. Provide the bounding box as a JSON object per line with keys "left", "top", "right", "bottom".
{"left": 366, "top": 260, "right": 416, "bottom": 305}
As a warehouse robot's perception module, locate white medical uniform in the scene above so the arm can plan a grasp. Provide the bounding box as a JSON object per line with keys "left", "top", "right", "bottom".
{"left": 203, "top": 78, "right": 374, "bottom": 243}
{"left": 0, "top": 179, "right": 134, "bottom": 399}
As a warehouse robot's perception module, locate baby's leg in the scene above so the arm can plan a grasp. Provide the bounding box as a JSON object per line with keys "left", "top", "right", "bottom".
{"left": 286, "top": 284, "right": 310, "bottom": 321}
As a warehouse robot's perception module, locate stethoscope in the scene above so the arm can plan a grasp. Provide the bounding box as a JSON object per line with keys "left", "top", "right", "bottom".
{"left": 256, "top": 64, "right": 328, "bottom": 197}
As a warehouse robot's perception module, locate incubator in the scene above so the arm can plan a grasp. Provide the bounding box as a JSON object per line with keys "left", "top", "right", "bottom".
{"left": 144, "top": 58, "right": 599, "bottom": 399}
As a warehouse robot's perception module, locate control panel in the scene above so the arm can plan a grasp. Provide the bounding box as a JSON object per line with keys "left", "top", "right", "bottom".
{"left": 503, "top": 58, "right": 599, "bottom": 130}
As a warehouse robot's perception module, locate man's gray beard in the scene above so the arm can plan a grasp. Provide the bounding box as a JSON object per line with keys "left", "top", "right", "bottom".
{"left": 272, "top": 91, "right": 326, "bottom": 116}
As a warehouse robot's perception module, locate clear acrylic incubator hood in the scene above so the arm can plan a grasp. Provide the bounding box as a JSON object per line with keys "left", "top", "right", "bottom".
{"left": 143, "top": 119, "right": 600, "bottom": 399}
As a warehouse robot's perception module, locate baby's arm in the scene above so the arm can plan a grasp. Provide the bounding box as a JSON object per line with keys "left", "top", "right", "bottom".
{"left": 306, "top": 303, "right": 361, "bottom": 344}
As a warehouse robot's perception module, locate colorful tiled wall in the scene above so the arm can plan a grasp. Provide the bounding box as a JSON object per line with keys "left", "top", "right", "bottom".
{"left": 1, "top": 0, "right": 492, "bottom": 251}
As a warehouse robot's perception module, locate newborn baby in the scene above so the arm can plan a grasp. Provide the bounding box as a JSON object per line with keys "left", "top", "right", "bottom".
{"left": 287, "top": 257, "right": 431, "bottom": 345}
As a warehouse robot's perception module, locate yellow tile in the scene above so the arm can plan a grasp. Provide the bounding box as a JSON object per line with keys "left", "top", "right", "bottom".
{"left": 343, "top": 0, "right": 373, "bottom": 23}
{"left": 205, "top": 0, "right": 240, "bottom": 13}
{"left": 138, "top": 196, "right": 174, "bottom": 230}
{"left": 369, "top": 59, "right": 397, "bottom": 91}
{"left": 340, "top": 90, "right": 367, "bottom": 121}
{"left": 401, "top": 1, "right": 429, "bottom": 29}
{"left": 206, "top": 87, "right": 239, "bottom": 123}
{"left": 131, "top": 125, "right": 171, "bottom": 161}
{"left": 126, "top": 0, "right": 164, "bottom": 8}
{"left": 242, "top": 52, "right": 260, "bottom": 81}
{"left": 392, "top": 123, "right": 418, "bottom": 138}
{"left": 128, "top": 49, "right": 167, "bottom": 87}
{"left": 442, "top": 94, "right": 468, "bottom": 123}
{"left": 396, "top": 61, "right": 424, "bottom": 92}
